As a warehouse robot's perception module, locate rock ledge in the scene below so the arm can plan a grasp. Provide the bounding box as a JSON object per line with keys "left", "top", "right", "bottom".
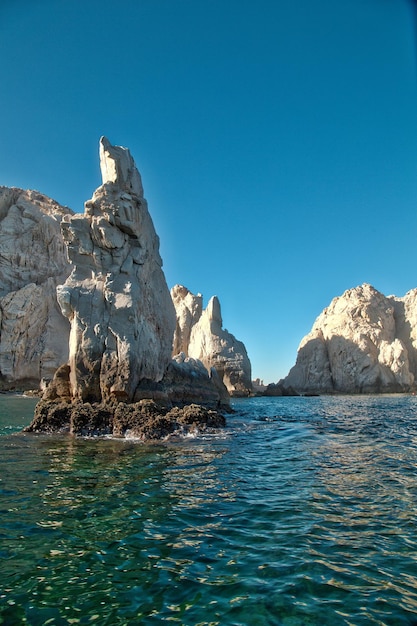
{"left": 25, "top": 399, "right": 225, "bottom": 441}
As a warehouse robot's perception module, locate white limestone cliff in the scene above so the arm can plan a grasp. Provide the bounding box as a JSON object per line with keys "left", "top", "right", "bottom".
{"left": 284, "top": 283, "right": 417, "bottom": 394}
{"left": 56, "top": 137, "right": 177, "bottom": 403}
{"left": 0, "top": 187, "right": 72, "bottom": 388}
{"left": 171, "top": 284, "right": 252, "bottom": 396}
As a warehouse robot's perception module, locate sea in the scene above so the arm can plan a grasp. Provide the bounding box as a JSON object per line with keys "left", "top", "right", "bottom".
{"left": 1, "top": 394, "right": 417, "bottom": 626}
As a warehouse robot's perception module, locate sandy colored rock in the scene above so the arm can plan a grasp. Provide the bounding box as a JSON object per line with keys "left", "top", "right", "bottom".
{"left": 0, "top": 187, "right": 72, "bottom": 389}
{"left": 56, "top": 137, "right": 177, "bottom": 403}
{"left": 171, "top": 284, "right": 203, "bottom": 355}
{"left": 171, "top": 285, "right": 252, "bottom": 396}
{"left": 284, "top": 283, "right": 417, "bottom": 394}
{"left": 24, "top": 138, "right": 229, "bottom": 438}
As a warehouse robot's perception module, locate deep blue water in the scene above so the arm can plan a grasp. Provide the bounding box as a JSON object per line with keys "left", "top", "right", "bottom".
{"left": 1, "top": 394, "right": 417, "bottom": 625}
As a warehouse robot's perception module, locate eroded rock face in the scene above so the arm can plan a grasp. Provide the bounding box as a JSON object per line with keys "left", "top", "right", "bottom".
{"left": 171, "top": 285, "right": 203, "bottom": 355}
{"left": 171, "top": 285, "right": 252, "bottom": 396}
{"left": 57, "top": 137, "right": 177, "bottom": 403}
{"left": 0, "top": 188, "right": 72, "bottom": 389}
{"left": 165, "top": 352, "right": 231, "bottom": 408}
{"left": 284, "top": 283, "right": 417, "bottom": 394}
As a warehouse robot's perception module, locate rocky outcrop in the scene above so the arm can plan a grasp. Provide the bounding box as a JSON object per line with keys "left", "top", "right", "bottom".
{"left": 263, "top": 382, "right": 300, "bottom": 397}
{"left": 171, "top": 284, "right": 252, "bottom": 396}
{"left": 284, "top": 283, "right": 417, "bottom": 394}
{"left": 55, "top": 136, "right": 177, "bottom": 403}
{"left": 164, "top": 353, "right": 230, "bottom": 408}
{"left": 171, "top": 285, "right": 203, "bottom": 355}
{"left": 0, "top": 188, "right": 72, "bottom": 389}
{"left": 27, "top": 138, "right": 228, "bottom": 437}
{"left": 26, "top": 398, "right": 225, "bottom": 440}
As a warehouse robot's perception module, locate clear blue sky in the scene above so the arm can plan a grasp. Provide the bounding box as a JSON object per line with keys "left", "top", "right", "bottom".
{"left": 1, "top": 0, "right": 417, "bottom": 383}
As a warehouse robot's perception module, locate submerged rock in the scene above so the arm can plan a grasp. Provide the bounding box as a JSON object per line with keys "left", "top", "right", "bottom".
{"left": 171, "top": 284, "right": 252, "bottom": 396}
{"left": 284, "top": 283, "right": 417, "bottom": 394}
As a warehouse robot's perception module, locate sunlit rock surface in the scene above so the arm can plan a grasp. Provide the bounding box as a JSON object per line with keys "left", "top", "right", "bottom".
{"left": 284, "top": 283, "right": 417, "bottom": 394}
{"left": 56, "top": 136, "right": 177, "bottom": 403}
{"left": 171, "top": 285, "right": 203, "bottom": 356}
{"left": 27, "top": 138, "right": 229, "bottom": 437}
{"left": 171, "top": 284, "right": 252, "bottom": 396}
{"left": 0, "top": 187, "right": 72, "bottom": 389}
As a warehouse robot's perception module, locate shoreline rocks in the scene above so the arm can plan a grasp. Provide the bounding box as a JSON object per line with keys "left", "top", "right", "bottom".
{"left": 25, "top": 398, "right": 225, "bottom": 440}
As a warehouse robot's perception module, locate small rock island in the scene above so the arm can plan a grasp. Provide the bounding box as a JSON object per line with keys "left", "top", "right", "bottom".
{"left": 25, "top": 137, "right": 231, "bottom": 439}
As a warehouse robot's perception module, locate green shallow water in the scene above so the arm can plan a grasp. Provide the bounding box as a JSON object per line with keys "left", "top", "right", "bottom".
{"left": 1, "top": 395, "right": 417, "bottom": 625}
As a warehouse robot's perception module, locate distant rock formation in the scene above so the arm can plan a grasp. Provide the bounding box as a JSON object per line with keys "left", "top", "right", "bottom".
{"left": 27, "top": 138, "right": 228, "bottom": 437}
{"left": 262, "top": 382, "right": 300, "bottom": 397}
{"left": 171, "top": 284, "right": 252, "bottom": 396}
{"left": 284, "top": 283, "right": 417, "bottom": 394}
{"left": 0, "top": 188, "right": 72, "bottom": 389}
{"left": 252, "top": 378, "right": 267, "bottom": 394}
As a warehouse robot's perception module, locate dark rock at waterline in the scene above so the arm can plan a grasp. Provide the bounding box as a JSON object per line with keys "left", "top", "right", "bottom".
{"left": 25, "top": 399, "right": 226, "bottom": 440}
{"left": 26, "top": 354, "right": 229, "bottom": 440}
{"left": 262, "top": 382, "right": 300, "bottom": 397}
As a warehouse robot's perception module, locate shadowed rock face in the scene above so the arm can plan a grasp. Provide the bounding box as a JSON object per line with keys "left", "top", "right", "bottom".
{"left": 0, "top": 188, "right": 72, "bottom": 389}
{"left": 284, "top": 283, "right": 417, "bottom": 394}
{"left": 171, "top": 285, "right": 252, "bottom": 396}
{"left": 57, "top": 136, "right": 177, "bottom": 403}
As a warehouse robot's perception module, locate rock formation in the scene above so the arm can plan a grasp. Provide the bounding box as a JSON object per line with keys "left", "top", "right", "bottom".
{"left": 55, "top": 136, "right": 177, "bottom": 403}
{"left": 28, "top": 397, "right": 225, "bottom": 439}
{"left": 0, "top": 188, "right": 72, "bottom": 389}
{"left": 252, "top": 378, "right": 267, "bottom": 394}
{"left": 284, "top": 283, "right": 417, "bottom": 394}
{"left": 26, "top": 138, "right": 228, "bottom": 438}
{"left": 171, "top": 285, "right": 203, "bottom": 355}
{"left": 171, "top": 284, "right": 252, "bottom": 396}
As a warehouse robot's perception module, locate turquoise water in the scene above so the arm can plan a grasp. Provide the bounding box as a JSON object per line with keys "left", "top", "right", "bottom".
{"left": 1, "top": 395, "right": 417, "bottom": 625}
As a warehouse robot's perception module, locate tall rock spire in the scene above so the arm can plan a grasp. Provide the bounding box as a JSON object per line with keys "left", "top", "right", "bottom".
{"left": 99, "top": 136, "right": 143, "bottom": 195}
{"left": 56, "top": 137, "right": 176, "bottom": 402}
